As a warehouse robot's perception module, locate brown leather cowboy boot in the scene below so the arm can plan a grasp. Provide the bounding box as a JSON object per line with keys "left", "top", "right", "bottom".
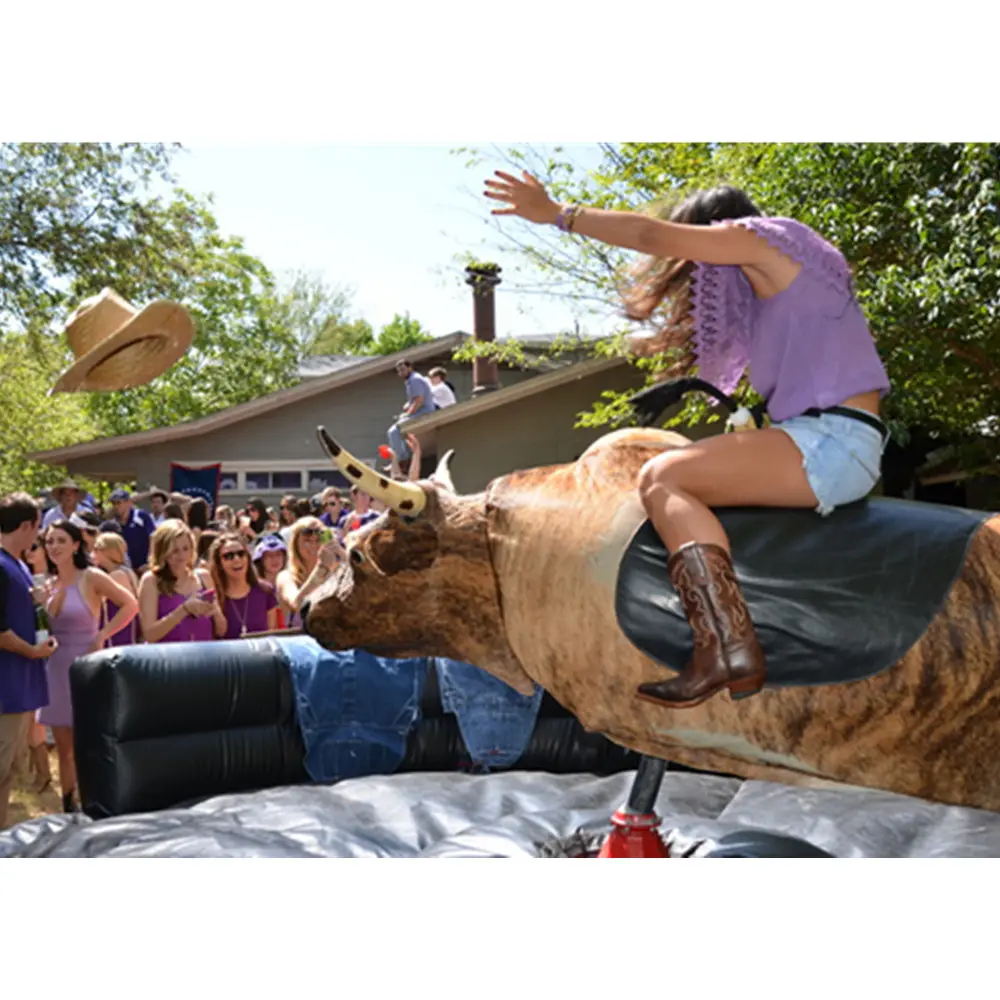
{"left": 636, "top": 541, "right": 766, "bottom": 708}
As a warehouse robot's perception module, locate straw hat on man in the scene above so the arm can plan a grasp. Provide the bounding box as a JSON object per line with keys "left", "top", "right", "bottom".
{"left": 50, "top": 287, "right": 194, "bottom": 394}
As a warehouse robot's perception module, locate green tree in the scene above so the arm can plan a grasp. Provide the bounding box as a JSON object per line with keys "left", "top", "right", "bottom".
{"left": 372, "top": 312, "right": 434, "bottom": 355}
{"left": 273, "top": 270, "right": 375, "bottom": 357}
{"left": 311, "top": 316, "right": 376, "bottom": 356}
{"left": 0, "top": 142, "right": 300, "bottom": 439}
{"left": 0, "top": 334, "right": 101, "bottom": 496}
{"left": 460, "top": 143, "right": 1000, "bottom": 467}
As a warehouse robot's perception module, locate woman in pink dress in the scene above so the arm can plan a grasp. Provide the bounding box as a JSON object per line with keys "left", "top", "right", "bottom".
{"left": 136, "top": 519, "right": 215, "bottom": 644}
{"left": 207, "top": 533, "right": 279, "bottom": 639}
{"left": 39, "top": 520, "right": 138, "bottom": 811}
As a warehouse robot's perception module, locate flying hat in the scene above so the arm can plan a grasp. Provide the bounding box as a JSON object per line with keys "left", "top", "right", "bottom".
{"left": 50, "top": 287, "right": 194, "bottom": 394}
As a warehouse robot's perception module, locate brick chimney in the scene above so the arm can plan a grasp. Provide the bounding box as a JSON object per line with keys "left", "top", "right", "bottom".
{"left": 464, "top": 262, "right": 502, "bottom": 396}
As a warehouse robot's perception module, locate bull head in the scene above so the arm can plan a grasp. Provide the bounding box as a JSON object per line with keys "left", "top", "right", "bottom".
{"left": 301, "top": 427, "right": 535, "bottom": 695}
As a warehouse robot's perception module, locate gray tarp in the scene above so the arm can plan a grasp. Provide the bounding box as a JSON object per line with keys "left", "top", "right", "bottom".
{"left": 3, "top": 771, "right": 1000, "bottom": 857}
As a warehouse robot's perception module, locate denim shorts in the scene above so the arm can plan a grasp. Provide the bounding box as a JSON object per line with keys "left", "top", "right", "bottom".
{"left": 774, "top": 409, "right": 886, "bottom": 516}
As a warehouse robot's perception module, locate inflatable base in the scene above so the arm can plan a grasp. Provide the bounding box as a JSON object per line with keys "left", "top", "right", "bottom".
{"left": 69, "top": 639, "right": 641, "bottom": 819}
{"left": 6, "top": 769, "right": 1000, "bottom": 857}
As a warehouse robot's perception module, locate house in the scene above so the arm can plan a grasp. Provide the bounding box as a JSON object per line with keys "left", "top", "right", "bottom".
{"left": 30, "top": 335, "right": 665, "bottom": 508}
{"left": 406, "top": 356, "right": 644, "bottom": 493}
{"left": 29, "top": 270, "right": 718, "bottom": 507}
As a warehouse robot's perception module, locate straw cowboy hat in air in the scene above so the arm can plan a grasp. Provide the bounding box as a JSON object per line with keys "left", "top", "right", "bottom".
{"left": 50, "top": 287, "right": 194, "bottom": 394}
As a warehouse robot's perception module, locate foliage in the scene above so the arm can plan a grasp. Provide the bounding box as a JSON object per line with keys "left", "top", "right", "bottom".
{"left": 0, "top": 143, "right": 178, "bottom": 333}
{"left": 0, "top": 334, "right": 102, "bottom": 496}
{"left": 270, "top": 274, "right": 432, "bottom": 359}
{"left": 0, "top": 142, "right": 301, "bottom": 441}
{"left": 459, "top": 143, "right": 1000, "bottom": 467}
{"left": 312, "top": 316, "right": 376, "bottom": 356}
{"left": 372, "top": 312, "right": 434, "bottom": 356}
{"left": 273, "top": 270, "right": 375, "bottom": 357}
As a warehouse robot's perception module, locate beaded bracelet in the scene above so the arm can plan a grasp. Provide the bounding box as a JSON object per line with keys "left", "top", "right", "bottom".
{"left": 556, "top": 203, "right": 584, "bottom": 233}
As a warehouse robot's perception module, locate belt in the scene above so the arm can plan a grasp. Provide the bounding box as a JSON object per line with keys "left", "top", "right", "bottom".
{"left": 803, "top": 405, "right": 888, "bottom": 440}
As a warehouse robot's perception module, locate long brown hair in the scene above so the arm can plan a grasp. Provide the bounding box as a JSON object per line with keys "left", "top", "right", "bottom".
{"left": 288, "top": 517, "right": 323, "bottom": 589}
{"left": 208, "top": 532, "right": 260, "bottom": 611}
{"left": 621, "top": 185, "right": 761, "bottom": 373}
{"left": 149, "top": 519, "right": 196, "bottom": 596}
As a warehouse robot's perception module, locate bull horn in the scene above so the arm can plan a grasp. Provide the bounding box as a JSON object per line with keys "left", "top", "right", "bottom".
{"left": 430, "top": 449, "right": 456, "bottom": 492}
{"left": 316, "top": 427, "right": 426, "bottom": 517}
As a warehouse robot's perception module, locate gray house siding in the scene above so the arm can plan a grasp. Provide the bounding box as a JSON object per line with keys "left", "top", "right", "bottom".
{"left": 427, "top": 365, "right": 718, "bottom": 495}
{"left": 60, "top": 360, "right": 540, "bottom": 508}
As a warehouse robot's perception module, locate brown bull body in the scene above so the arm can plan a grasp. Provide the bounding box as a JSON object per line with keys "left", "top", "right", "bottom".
{"left": 306, "top": 427, "right": 1000, "bottom": 813}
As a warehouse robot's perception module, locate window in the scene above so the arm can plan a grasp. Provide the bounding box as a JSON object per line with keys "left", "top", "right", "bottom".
{"left": 205, "top": 463, "right": 367, "bottom": 495}
{"left": 307, "top": 469, "right": 351, "bottom": 492}
{"left": 273, "top": 471, "right": 303, "bottom": 491}
{"left": 245, "top": 471, "right": 272, "bottom": 491}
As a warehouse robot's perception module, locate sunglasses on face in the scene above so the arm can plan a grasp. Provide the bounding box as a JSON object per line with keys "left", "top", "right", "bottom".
{"left": 300, "top": 527, "right": 321, "bottom": 537}
{"left": 221, "top": 550, "right": 247, "bottom": 562}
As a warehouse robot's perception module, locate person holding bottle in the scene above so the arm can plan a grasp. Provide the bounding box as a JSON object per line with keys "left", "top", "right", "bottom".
{"left": 0, "top": 494, "right": 58, "bottom": 827}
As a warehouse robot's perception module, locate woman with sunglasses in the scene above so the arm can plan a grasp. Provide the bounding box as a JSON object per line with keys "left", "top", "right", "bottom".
{"left": 275, "top": 517, "right": 344, "bottom": 628}
{"left": 207, "top": 533, "right": 279, "bottom": 639}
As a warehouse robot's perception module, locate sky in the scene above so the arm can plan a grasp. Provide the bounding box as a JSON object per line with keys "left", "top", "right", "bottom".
{"left": 168, "top": 143, "right": 618, "bottom": 342}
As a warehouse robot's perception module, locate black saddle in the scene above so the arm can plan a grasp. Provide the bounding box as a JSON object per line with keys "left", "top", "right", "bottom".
{"left": 615, "top": 497, "right": 990, "bottom": 688}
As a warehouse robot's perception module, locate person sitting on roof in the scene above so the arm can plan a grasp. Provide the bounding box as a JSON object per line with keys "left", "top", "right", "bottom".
{"left": 386, "top": 359, "right": 436, "bottom": 462}
{"left": 428, "top": 367, "right": 457, "bottom": 409}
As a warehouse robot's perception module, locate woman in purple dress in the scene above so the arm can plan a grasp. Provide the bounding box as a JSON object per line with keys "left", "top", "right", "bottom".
{"left": 137, "top": 519, "right": 216, "bottom": 644}
{"left": 207, "top": 533, "right": 279, "bottom": 639}
{"left": 39, "top": 520, "right": 138, "bottom": 811}
{"left": 92, "top": 532, "right": 141, "bottom": 647}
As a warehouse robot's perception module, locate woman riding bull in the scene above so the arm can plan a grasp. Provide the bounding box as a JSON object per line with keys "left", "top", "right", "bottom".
{"left": 484, "top": 173, "right": 890, "bottom": 709}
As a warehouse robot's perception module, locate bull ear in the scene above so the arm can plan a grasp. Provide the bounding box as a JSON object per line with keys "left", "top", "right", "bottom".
{"left": 430, "top": 449, "right": 456, "bottom": 493}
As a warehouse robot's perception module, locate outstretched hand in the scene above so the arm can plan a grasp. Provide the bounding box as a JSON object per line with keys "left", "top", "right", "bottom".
{"left": 484, "top": 171, "right": 560, "bottom": 225}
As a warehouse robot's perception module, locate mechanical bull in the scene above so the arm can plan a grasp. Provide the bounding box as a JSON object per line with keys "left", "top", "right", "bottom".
{"left": 303, "top": 426, "right": 1000, "bottom": 813}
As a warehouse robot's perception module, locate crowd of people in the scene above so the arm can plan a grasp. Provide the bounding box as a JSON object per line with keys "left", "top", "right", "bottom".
{"left": 0, "top": 434, "right": 424, "bottom": 824}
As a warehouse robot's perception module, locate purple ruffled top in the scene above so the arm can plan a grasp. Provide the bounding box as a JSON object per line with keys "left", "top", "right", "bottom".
{"left": 689, "top": 217, "right": 890, "bottom": 422}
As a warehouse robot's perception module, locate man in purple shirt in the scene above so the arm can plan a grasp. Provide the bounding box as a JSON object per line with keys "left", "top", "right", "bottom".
{"left": 386, "top": 359, "right": 435, "bottom": 462}
{"left": 0, "top": 493, "right": 56, "bottom": 827}
{"left": 110, "top": 489, "right": 157, "bottom": 573}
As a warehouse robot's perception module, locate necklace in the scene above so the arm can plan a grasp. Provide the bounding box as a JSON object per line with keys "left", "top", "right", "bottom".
{"left": 230, "top": 593, "right": 251, "bottom": 637}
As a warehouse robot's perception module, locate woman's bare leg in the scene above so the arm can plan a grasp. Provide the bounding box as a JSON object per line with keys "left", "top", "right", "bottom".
{"left": 52, "top": 727, "right": 77, "bottom": 809}
{"left": 635, "top": 429, "right": 818, "bottom": 708}
{"left": 637, "top": 428, "right": 819, "bottom": 551}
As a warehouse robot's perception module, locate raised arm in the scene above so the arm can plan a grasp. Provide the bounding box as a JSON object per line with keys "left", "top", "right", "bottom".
{"left": 484, "top": 170, "right": 775, "bottom": 267}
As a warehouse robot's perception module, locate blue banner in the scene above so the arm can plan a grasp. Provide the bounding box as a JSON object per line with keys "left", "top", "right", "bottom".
{"left": 169, "top": 463, "right": 222, "bottom": 514}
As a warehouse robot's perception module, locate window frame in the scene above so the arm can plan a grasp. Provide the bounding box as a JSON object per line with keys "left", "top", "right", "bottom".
{"left": 178, "top": 459, "right": 376, "bottom": 495}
